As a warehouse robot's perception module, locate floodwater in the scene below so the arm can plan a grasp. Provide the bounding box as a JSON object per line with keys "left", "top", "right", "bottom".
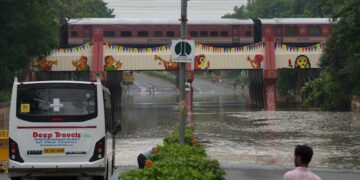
{"left": 115, "top": 89, "right": 360, "bottom": 171}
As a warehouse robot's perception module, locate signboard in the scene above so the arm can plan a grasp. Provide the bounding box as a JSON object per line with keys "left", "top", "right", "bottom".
{"left": 171, "top": 40, "right": 195, "bottom": 63}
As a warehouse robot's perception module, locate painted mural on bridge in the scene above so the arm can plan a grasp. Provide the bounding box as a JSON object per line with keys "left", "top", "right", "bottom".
{"left": 33, "top": 43, "right": 93, "bottom": 71}
{"left": 33, "top": 42, "right": 325, "bottom": 71}
{"left": 275, "top": 42, "right": 326, "bottom": 69}
{"left": 72, "top": 55, "right": 90, "bottom": 71}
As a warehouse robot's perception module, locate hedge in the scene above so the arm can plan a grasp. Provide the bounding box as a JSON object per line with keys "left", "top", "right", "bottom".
{"left": 120, "top": 127, "right": 225, "bottom": 180}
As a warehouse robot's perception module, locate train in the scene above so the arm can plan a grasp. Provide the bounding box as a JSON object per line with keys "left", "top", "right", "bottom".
{"left": 61, "top": 18, "right": 335, "bottom": 48}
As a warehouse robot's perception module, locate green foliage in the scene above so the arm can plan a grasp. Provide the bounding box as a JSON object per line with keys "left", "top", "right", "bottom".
{"left": 302, "top": 70, "right": 349, "bottom": 110}
{"left": 163, "top": 127, "right": 195, "bottom": 146}
{"left": 303, "top": 0, "right": 360, "bottom": 110}
{"left": 0, "top": 0, "right": 114, "bottom": 90}
{"left": 0, "top": 90, "right": 11, "bottom": 102}
{"left": 51, "top": 0, "right": 114, "bottom": 25}
{"left": 0, "top": 0, "right": 59, "bottom": 89}
{"left": 223, "top": 0, "right": 342, "bottom": 18}
{"left": 120, "top": 128, "right": 225, "bottom": 180}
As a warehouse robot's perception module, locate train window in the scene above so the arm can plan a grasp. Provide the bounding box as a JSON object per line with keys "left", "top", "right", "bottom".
{"left": 121, "top": 31, "right": 132, "bottom": 37}
{"left": 83, "top": 26, "right": 91, "bottom": 38}
{"left": 190, "top": 31, "right": 198, "bottom": 37}
{"left": 167, "top": 31, "right": 175, "bottom": 37}
{"left": 71, "top": 31, "right": 78, "bottom": 38}
{"left": 245, "top": 31, "right": 252, "bottom": 37}
{"left": 200, "top": 31, "right": 208, "bottom": 37}
{"left": 284, "top": 26, "right": 299, "bottom": 36}
{"left": 220, "top": 31, "right": 229, "bottom": 37}
{"left": 210, "top": 31, "right": 219, "bottom": 37}
{"left": 154, "top": 31, "right": 163, "bottom": 37}
{"left": 104, "top": 31, "right": 115, "bottom": 37}
{"left": 308, "top": 26, "right": 321, "bottom": 36}
{"left": 138, "top": 31, "right": 149, "bottom": 37}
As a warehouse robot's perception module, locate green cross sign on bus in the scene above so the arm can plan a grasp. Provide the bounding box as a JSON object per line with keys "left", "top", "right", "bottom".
{"left": 171, "top": 40, "right": 195, "bottom": 63}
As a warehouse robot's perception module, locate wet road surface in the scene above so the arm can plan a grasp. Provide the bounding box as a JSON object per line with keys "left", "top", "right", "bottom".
{"left": 116, "top": 73, "right": 360, "bottom": 171}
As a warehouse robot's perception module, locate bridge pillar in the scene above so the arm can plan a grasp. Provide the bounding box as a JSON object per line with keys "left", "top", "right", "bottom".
{"left": 89, "top": 27, "right": 106, "bottom": 82}
{"left": 264, "top": 34, "right": 278, "bottom": 110}
{"left": 263, "top": 70, "right": 278, "bottom": 110}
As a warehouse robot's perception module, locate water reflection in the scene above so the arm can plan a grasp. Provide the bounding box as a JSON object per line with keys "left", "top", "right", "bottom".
{"left": 117, "top": 92, "right": 360, "bottom": 170}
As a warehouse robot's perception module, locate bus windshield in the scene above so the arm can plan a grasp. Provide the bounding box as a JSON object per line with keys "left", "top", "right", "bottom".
{"left": 16, "top": 83, "right": 97, "bottom": 122}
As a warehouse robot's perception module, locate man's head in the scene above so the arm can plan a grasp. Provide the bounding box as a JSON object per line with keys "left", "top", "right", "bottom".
{"left": 294, "top": 145, "right": 313, "bottom": 167}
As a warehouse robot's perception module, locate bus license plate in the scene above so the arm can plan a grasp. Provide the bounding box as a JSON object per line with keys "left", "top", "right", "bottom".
{"left": 44, "top": 148, "right": 64, "bottom": 154}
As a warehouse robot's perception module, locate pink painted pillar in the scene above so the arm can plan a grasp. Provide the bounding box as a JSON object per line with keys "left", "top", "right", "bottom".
{"left": 263, "top": 28, "right": 278, "bottom": 111}
{"left": 91, "top": 27, "right": 105, "bottom": 81}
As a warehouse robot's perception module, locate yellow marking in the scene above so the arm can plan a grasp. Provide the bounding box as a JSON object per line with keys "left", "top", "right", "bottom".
{"left": 43, "top": 148, "right": 64, "bottom": 154}
{"left": 20, "top": 104, "right": 30, "bottom": 113}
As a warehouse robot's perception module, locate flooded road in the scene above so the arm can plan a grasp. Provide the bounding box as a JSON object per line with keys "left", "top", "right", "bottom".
{"left": 115, "top": 73, "right": 360, "bottom": 171}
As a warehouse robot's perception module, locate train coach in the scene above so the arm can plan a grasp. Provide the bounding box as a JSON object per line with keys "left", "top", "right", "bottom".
{"left": 63, "top": 18, "right": 334, "bottom": 48}
{"left": 256, "top": 18, "right": 334, "bottom": 46}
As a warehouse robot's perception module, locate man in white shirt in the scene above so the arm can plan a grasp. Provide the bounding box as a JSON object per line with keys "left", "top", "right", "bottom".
{"left": 283, "top": 145, "right": 321, "bottom": 180}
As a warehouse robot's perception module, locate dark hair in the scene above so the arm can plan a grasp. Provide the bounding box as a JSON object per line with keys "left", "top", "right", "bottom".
{"left": 295, "top": 145, "right": 313, "bottom": 165}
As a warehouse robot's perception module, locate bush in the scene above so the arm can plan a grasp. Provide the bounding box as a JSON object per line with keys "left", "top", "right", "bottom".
{"left": 120, "top": 127, "right": 225, "bottom": 180}
{"left": 163, "top": 127, "right": 196, "bottom": 146}
{"left": 0, "top": 90, "right": 11, "bottom": 102}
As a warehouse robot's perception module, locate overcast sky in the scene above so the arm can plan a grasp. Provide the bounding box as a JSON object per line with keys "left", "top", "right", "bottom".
{"left": 103, "top": 0, "right": 247, "bottom": 19}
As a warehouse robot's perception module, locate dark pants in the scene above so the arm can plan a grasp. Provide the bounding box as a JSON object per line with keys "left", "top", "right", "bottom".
{"left": 137, "top": 153, "right": 146, "bottom": 169}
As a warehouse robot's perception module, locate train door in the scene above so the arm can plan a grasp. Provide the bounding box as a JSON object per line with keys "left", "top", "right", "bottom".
{"left": 275, "top": 25, "right": 283, "bottom": 42}
{"left": 83, "top": 25, "right": 92, "bottom": 44}
{"left": 232, "top": 25, "right": 240, "bottom": 45}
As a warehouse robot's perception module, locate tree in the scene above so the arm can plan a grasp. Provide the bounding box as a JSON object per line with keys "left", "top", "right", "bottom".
{"left": 223, "top": 0, "right": 341, "bottom": 19}
{"left": 50, "top": 0, "right": 114, "bottom": 25}
{"left": 0, "top": 0, "right": 114, "bottom": 90}
{"left": 0, "top": 0, "right": 59, "bottom": 89}
{"left": 223, "top": 5, "right": 249, "bottom": 19}
{"left": 303, "top": 0, "right": 360, "bottom": 110}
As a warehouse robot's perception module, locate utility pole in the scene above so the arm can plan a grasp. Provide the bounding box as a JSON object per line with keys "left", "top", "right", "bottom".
{"left": 178, "top": 0, "right": 188, "bottom": 144}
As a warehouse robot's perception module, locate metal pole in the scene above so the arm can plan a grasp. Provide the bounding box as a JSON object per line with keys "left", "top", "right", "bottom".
{"left": 178, "top": 0, "right": 188, "bottom": 144}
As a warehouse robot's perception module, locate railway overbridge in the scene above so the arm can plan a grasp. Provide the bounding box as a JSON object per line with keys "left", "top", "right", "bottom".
{"left": 30, "top": 35, "right": 325, "bottom": 110}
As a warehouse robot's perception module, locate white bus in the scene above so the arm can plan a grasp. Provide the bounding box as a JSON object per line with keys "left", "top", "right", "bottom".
{"left": 8, "top": 77, "right": 115, "bottom": 180}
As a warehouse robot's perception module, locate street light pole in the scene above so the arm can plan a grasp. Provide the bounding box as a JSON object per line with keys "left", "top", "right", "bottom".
{"left": 178, "top": 0, "right": 188, "bottom": 144}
